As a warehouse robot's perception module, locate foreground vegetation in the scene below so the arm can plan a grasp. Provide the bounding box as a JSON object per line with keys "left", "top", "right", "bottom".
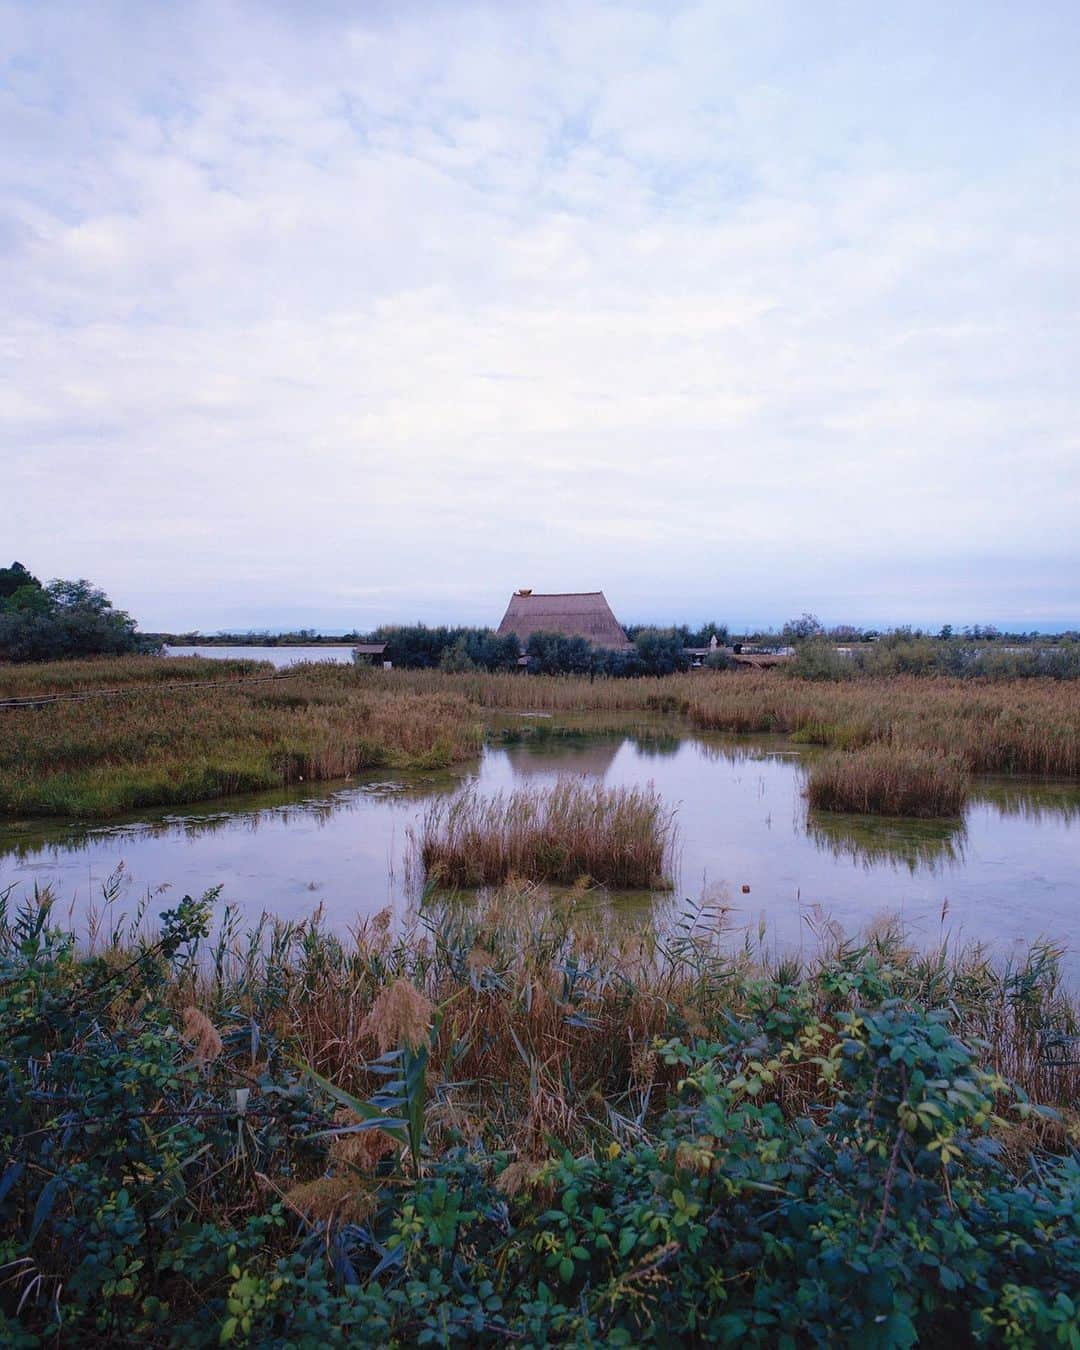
{"left": 1, "top": 884, "right": 1076, "bottom": 1346}
{"left": 417, "top": 779, "right": 675, "bottom": 888}
{"left": 3, "top": 659, "right": 1080, "bottom": 818}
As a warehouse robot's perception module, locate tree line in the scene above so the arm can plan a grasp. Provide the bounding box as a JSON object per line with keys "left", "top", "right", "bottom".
{"left": 0, "top": 562, "right": 156, "bottom": 663}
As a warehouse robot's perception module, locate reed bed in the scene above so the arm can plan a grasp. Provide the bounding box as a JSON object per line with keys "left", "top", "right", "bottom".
{"left": 4, "top": 658, "right": 1080, "bottom": 819}
{"left": 687, "top": 672, "right": 1080, "bottom": 776}
{"left": 806, "top": 746, "right": 970, "bottom": 817}
{"left": 415, "top": 778, "right": 676, "bottom": 888}
{"left": 0, "top": 652, "right": 268, "bottom": 698}
{"left": 0, "top": 662, "right": 482, "bottom": 816}
{"left": 58, "top": 883, "right": 1080, "bottom": 1136}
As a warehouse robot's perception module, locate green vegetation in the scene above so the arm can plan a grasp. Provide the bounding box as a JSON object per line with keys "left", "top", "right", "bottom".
{"left": 0, "top": 563, "right": 156, "bottom": 663}
{"left": 807, "top": 747, "right": 971, "bottom": 818}
{"left": 0, "top": 660, "right": 482, "bottom": 817}
{"left": 364, "top": 625, "right": 522, "bottom": 671}
{"left": 1, "top": 885, "right": 1076, "bottom": 1345}
{"left": 417, "top": 779, "right": 675, "bottom": 888}
{"left": 4, "top": 661, "right": 1080, "bottom": 818}
{"left": 790, "top": 632, "right": 1080, "bottom": 682}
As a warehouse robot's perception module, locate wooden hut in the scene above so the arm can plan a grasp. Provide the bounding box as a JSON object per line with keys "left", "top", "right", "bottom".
{"left": 496, "top": 589, "right": 632, "bottom": 650}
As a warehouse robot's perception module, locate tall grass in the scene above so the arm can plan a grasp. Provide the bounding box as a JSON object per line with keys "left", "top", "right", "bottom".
{"left": 687, "top": 671, "right": 1080, "bottom": 776}
{"left": 0, "top": 662, "right": 482, "bottom": 816}
{"left": 415, "top": 778, "right": 676, "bottom": 888}
{"left": 807, "top": 747, "right": 970, "bottom": 817}
{"left": 4, "top": 658, "right": 1080, "bottom": 818}
{"left": 33, "top": 883, "right": 1077, "bottom": 1141}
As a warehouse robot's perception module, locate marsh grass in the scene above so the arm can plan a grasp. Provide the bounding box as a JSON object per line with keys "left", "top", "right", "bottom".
{"left": 0, "top": 661, "right": 483, "bottom": 816}
{"left": 4, "top": 658, "right": 1080, "bottom": 819}
{"left": 4, "top": 878, "right": 1077, "bottom": 1345}
{"left": 807, "top": 747, "right": 970, "bottom": 817}
{"left": 415, "top": 778, "right": 676, "bottom": 888}
{"left": 28, "top": 881, "right": 1077, "bottom": 1148}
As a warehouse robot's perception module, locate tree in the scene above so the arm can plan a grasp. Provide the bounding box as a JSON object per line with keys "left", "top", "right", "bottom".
{"left": 0, "top": 571, "right": 155, "bottom": 662}
{"left": 632, "top": 628, "right": 691, "bottom": 675}
{"left": 0, "top": 561, "right": 42, "bottom": 601}
{"left": 781, "top": 612, "right": 825, "bottom": 644}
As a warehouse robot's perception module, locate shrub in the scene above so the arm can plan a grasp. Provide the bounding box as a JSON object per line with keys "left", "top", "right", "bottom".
{"left": 1, "top": 888, "right": 1076, "bottom": 1346}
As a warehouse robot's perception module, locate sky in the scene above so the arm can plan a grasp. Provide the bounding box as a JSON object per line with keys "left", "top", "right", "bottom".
{"left": 3, "top": 1, "right": 1078, "bottom": 633}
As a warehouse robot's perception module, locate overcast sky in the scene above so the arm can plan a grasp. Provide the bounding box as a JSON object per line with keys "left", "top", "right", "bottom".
{"left": 4, "top": 1, "right": 1078, "bottom": 632}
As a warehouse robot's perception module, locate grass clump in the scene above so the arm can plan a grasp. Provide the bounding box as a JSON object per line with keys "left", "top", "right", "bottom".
{"left": 1, "top": 884, "right": 1076, "bottom": 1345}
{"left": 416, "top": 777, "right": 675, "bottom": 888}
{"left": 807, "top": 746, "right": 971, "bottom": 817}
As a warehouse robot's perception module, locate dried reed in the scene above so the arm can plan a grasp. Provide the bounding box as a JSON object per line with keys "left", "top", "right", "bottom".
{"left": 807, "top": 747, "right": 970, "bottom": 817}
{"left": 415, "top": 778, "right": 676, "bottom": 888}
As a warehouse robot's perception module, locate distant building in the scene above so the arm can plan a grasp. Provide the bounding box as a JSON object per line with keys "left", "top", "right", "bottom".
{"left": 496, "top": 589, "right": 632, "bottom": 650}
{"left": 352, "top": 642, "right": 388, "bottom": 666}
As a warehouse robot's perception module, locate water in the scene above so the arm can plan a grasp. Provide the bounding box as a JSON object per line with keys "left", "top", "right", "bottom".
{"left": 164, "top": 644, "right": 358, "bottom": 668}
{"left": 2, "top": 730, "right": 1078, "bottom": 978}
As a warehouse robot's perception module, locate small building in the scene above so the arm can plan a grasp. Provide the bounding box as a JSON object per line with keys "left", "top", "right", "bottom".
{"left": 352, "top": 642, "right": 388, "bottom": 667}
{"left": 496, "top": 589, "right": 632, "bottom": 650}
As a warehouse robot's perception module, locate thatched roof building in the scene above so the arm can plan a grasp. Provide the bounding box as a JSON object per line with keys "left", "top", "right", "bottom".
{"left": 496, "top": 589, "right": 632, "bottom": 650}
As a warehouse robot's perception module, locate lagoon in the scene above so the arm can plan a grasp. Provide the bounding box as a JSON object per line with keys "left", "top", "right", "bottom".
{"left": 163, "top": 644, "right": 357, "bottom": 667}
{"left": 3, "top": 728, "right": 1078, "bottom": 978}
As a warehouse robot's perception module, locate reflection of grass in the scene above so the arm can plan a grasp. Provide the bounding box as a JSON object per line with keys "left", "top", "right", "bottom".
{"left": 972, "top": 779, "right": 1080, "bottom": 824}
{"left": 416, "top": 778, "right": 676, "bottom": 889}
{"left": 806, "top": 810, "right": 967, "bottom": 874}
{"left": 807, "top": 747, "right": 969, "bottom": 817}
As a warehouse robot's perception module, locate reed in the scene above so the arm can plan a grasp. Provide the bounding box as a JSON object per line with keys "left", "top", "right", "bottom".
{"left": 30, "top": 882, "right": 1077, "bottom": 1144}
{"left": 4, "top": 657, "right": 1080, "bottom": 818}
{"left": 4, "top": 881, "right": 1076, "bottom": 1344}
{"left": 806, "top": 746, "right": 970, "bottom": 817}
{"left": 0, "top": 662, "right": 483, "bottom": 816}
{"left": 415, "top": 778, "right": 676, "bottom": 888}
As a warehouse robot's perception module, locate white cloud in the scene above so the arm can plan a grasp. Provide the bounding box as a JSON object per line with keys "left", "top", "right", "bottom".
{"left": 2, "top": 0, "right": 1078, "bottom": 630}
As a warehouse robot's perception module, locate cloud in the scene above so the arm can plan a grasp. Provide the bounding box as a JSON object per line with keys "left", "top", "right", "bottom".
{"left": 2, "top": 0, "right": 1078, "bottom": 630}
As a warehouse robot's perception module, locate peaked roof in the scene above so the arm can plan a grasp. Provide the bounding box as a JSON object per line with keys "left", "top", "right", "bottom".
{"left": 496, "top": 590, "right": 632, "bottom": 649}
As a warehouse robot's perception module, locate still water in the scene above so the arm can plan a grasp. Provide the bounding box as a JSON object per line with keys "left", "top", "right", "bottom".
{"left": 2, "top": 730, "right": 1078, "bottom": 977}
{"left": 164, "top": 645, "right": 358, "bottom": 668}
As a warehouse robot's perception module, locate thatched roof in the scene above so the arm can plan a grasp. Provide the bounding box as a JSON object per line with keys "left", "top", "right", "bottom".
{"left": 497, "top": 590, "right": 631, "bottom": 649}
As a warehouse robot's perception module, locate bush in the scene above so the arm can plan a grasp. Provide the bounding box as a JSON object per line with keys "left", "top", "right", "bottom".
{"left": 0, "top": 569, "right": 156, "bottom": 663}
{"left": 1, "top": 890, "right": 1076, "bottom": 1346}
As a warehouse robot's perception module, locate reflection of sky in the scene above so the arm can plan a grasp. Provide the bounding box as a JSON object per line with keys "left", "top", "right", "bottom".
{"left": 2, "top": 734, "right": 1077, "bottom": 979}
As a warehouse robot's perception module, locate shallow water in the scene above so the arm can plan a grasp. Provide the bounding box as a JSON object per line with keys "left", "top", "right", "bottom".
{"left": 164, "top": 644, "right": 357, "bottom": 668}
{"left": 2, "top": 730, "right": 1078, "bottom": 978}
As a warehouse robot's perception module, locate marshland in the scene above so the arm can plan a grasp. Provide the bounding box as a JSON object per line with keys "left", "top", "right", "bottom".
{"left": 3, "top": 654, "right": 1080, "bottom": 1343}
{"left": 2, "top": 878, "right": 1077, "bottom": 1343}
{"left": 2, "top": 657, "right": 1079, "bottom": 977}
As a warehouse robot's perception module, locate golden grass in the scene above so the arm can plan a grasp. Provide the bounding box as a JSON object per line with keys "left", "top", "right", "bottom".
{"left": 0, "top": 660, "right": 482, "bottom": 816}
{"left": 0, "top": 652, "right": 268, "bottom": 698}
{"left": 127, "top": 886, "right": 1078, "bottom": 1156}
{"left": 416, "top": 778, "right": 676, "bottom": 888}
{"left": 687, "top": 672, "right": 1080, "bottom": 776}
{"left": 807, "top": 747, "right": 970, "bottom": 817}
{"left": 4, "top": 657, "right": 1080, "bottom": 818}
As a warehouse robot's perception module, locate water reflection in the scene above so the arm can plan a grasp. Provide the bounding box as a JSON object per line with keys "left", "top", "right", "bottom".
{"left": 805, "top": 811, "right": 967, "bottom": 874}
{"left": 972, "top": 780, "right": 1080, "bottom": 825}
{"left": 1, "top": 730, "right": 1077, "bottom": 979}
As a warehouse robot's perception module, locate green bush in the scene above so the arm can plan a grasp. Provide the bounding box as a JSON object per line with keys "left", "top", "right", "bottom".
{"left": 1, "top": 894, "right": 1076, "bottom": 1346}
